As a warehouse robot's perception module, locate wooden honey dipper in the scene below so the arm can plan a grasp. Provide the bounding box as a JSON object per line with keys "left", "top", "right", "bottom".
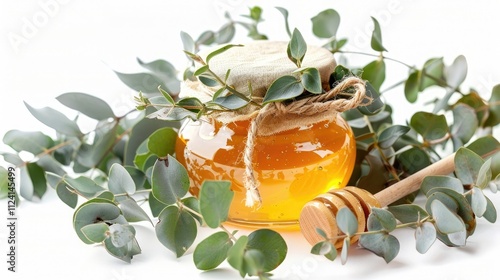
{"left": 299, "top": 153, "right": 457, "bottom": 248}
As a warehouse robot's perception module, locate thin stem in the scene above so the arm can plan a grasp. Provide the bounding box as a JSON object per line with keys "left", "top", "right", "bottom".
{"left": 114, "top": 189, "right": 152, "bottom": 198}
{"left": 219, "top": 224, "right": 238, "bottom": 243}
{"left": 179, "top": 202, "right": 204, "bottom": 219}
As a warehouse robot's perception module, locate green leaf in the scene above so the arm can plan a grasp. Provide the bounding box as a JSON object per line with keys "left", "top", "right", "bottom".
{"left": 108, "top": 224, "right": 135, "bottom": 248}
{"left": 387, "top": 204, "right": 429, "bottom": 224}
{"left": 243, "top": 249, "right": 266, "bottom": 277}
{"left": 64, "top": 176, "right": 104, "bottom": 199}
{"left": 180, "top": 31, "right": 195, "bottom": 53}
{"left": 455, "top": 147, "right": 484, "bottom": 186}
{"left": 362, "top": 60, "right": 386, "bottom": 92}
{"left": 0, "top": 167, "right": 8, "bottom": 199}
{"left": 197, "top": 30, "right": 215, "bottom": 46}
{"left": 370, "top": 208, "right": 397, "bottom": 232}
{"left": 359, "top": 233, "right": 399, "bottom": 263}
{"left": 151, "top": 156, "right": 190, "bottom": 205}
{"left": 311, "top": 241, "right": 337, "bottom": 261}
{"left": 445, "top": 55, "right": 467, "bottom": 90}
{"left": 471, "top": 187, "right": 487, "bottom": 217}
{"left": 215, "top": 23, "right": 236, "bottom": 44}
{"left": 430, "top": 199, "right": 466, "bottom": 246}
{"left": 76, "top": 121, "right": 117, "bottom": 168}
{"left": 56, "top": 92, "right": 115, "bottom": 120}
{"left": 336, "top": 207, "right": 358, "bottom": 236}
{"left": 275, "top": 7, "right": 291, "bottom": 38}
{"left": 420, "top": 176, "right": 464, "bottom": 196}
{"left": 311, "top": 9, "right": 340, "bottom": 38}
{"left": 108, "top": 163, "right": 136, "bottom": 195}
{"left": 331, "top": 65, "right": 352, "bottom": 83}
{"left": 206, "top": 44, "right": 243, "bottom": 64}
{"left": 158, "top": 87, "right": 175, "bottom": 105}
{"left": 370, "top": 17, "right": 387, "bottom": 52}
{"left": 227, "top": 235, "right": 248, "bottom": 276}
{"left": 81, "top": 223, "right": 109, "bottom": 243}
{"left": 397, "top": 147, "right": 431, "bottom": 175}
{"left": 155, "top": 205, "right": 197, "bottom": 257}
{"left": 451, "top": 104, "right": 478, "bottom": 149}
{"left": 119, "top": 197, "right": 152, "bottom": 224}
{"left": 404, "top": 71, "right": 420, "bottom": 103}
{"left": 55, "top": 181, "right": 78, "bottom": 208}
{"left": 339, "top": 237, "right": 349, "bottom": 265}
{"left": 114, "top": 71, "right": 176, "bottom": 94}
{"left": 19, "top": 163, "right": 47, "bottom": 200}
{"left": 466, "top": 136, "right": 500, "bottom": 162}
{"left": 137, "top": 58, "right": 178, "bottom": 81}
{"left": 410, "top": 112, "right": 448, "bottom": 141}
{"left": 73, "top": 198, "right": 121, "bottom": 244}
{"left": 301, "top": 67, "right": 322, "bottom": 94}
{"left": 103, "top": 234, "right": 141, "bottom": 263}
{"left": 457, "top": 93, "right": 488, "bottom": 126}
{"left": 485, "top": 84, "right": 500, "bottom": 126}
{"left": 199, "top": 181, "right": 234, "bottom": 228}
{"left": 357, "top": 82, "right": 385, "bottom": 116}
{"left": 147, "top": 127, "right": 177, "bottom": 158}
{"left": 377, "top": 125, "right": 410, "bottom": 149}
{"left": 476, "top": 158, "right": 492, "bottom": 189}
{"left": 263, "top": 75, "right": 304, "bottom": 104}
{"left": 247, "top": 229, "right": 287, "bottom": 272}
{"left": 3, "top": 130, "right": 54, "bottom": 155}
{"left": 24, "top": 102, "right": 82, "bottom": 137}
{"left": 148, "top": 192, "right": 168, "bottom": 218}
{"left": 212, "top": 94, "right": 249, "bottom": 110}
{"left": 194, "top": 231, "right": 233, "bottom": 270}
{"left": 483, "top": 196, "right": 497, "bottom": 223}
{"left": 420, "top": 58, "right": 445, "bottom": 91}
{"left": 182, "top": 196, "right": 202, "bottom": 225}
{"left": 287, "top": 28, "right": 307, "bottom": 67}
{"left": 415, "top": 222, "right": 436, "bottom": 254}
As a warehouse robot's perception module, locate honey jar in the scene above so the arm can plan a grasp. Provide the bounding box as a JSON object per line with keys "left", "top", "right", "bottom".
{"left": 174, "top": 41, "right": 365, "bottom": 228}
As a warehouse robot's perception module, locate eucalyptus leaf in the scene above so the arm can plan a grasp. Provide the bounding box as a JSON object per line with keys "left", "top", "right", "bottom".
{"left": 420, "top": 58, "right": 445, "bottom": 91}
{"left": 155, "top": 205, "right": 197, "bottom": 257}
{"left": 359, "top": 233, "right": 399, "bottom": 263}
{"left": 3, "top": 130, "right": 54, "bottom": 155}
{"left": 148, "top": 192, "right": 168, "bottom": 218}
{"left": 263, "top": 75, "right": 304, "bottom": 104}
{"left": 103, "top": 235, "right": 141, "bottom": 263}
{"left": 76, "top": 120, "right": 117, "bottom": 168}
{"left": 24, "top": 102, "right": 82, "bottom": 137}
{"left": 476, "top": 158, "right": 492, "bottom": 189}
{"left": 182, "top": 196, "right": 202, "bottom": 225}
{"left": 108, "top": 224, "right": 135, "bottom": 248}
{"left": 193, "top": 231, "right": 233, "bottom": 270}
{"left": 370, "top": 17, "right": 387, "bottom": 52}
{"left": 247, "top": 229, "right": 287, "bottom": 273}
{"left": 404, "top": 71, "right": 420, "bottom": 103}
{"left": 243, "top": 249, "right": 266, "bottom": 277}
{"left": 451, "top": 104, "right": 478, "bottom": 148}
{"left": 470, "top": 187, "right": 487, "bottom": 217}
{"left": 73, "top": 198, "right": 121, "bottom": 244}
{"left": 227, "top": 235, "right": 249, "bottom": 277}
{"left": 430, "top": 200, "right": 466, "bottom": 238}
{"left": 410, "top": 112, "right": 448, "bottom": 141}
{"left": 482, "top": 196, "right": 497, "bottom": 223}
{"left": 206, "top": 44, "right": 243, "bottom": 64}
{"left": 56, "top": 181, "right": 78, "bottom": 208}
{"left": 377, "top": 125, "right": 410, "bottom": 149}
{"left": 212, "top": 93, "right": 249, "bottom": 110}
{"left": 147, "top": 127, "right": 177, "bottom": 158}
{"left": 119, "top": 197, "right": 152, "bottom": 224}
{"left": 136, "top": 58, "right": 178, "bottom": 81}
{"left": 484, "top": 84, "right": 500, "bottom": 127}
{"left": 387, "top": 204, "right": 429, "bottom": 224}
{"left": 362, "top": 60, "right": 386, "bottom": 92}
{"left": 108, "top": 163, "right": 136, "bottom": 195}
{"left": 216, "top": 23, "right": 236, "bottom": 44}
{"left": 275, "top": 7, "right": 291, "bottom": 37}
{"left": 199, "top": 180, "right": 234, "bottom": 228}
{"left": 287, "top": 28, "right": 307, "bottom": 67}
{"left": 64, "top": 176, "right": 104, "bottom": 199}
{"left": 56, "top": 92, "right": 115, "bottom": 120}
{"left": 336, "top": 207, "right": 358, "bottom": 236}
{"left": 180, "top": 31, "right": 195, "bottom": 53}
{"left": 420, "top": 176, "right": 464, "bottom": 195}
{"left": 370, "top": 208, "right": 397, "bottom": 232}
{"left": 415, "top": 222, "right": 436, "bottom": 254}
{"left": 301, "top": 67, "right": 322, "bottom": 94}
{"left": 311, "top": 9, "right": 340, "bottom": 38}
{"left": 115, "top": 71, "right": 177, "bottom": 94}
{"left": 340, "top": 237, "right": 350, "bottom": 265}
{"left": 81, "top": 223, "right": 109, "bottom": 243}
{"left": 445, "top": 55, "right": 467, "bottom": 90}
{"left": 454, "top": 147, "right": 484, "bottom": 186}
{"left": 151, "top": 155, "right": 190, "bottom": 205}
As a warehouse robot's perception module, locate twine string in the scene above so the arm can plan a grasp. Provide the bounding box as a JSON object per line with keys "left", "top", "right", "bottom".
{"left": 243, "top": 76, "right": 370, "bottom": 207}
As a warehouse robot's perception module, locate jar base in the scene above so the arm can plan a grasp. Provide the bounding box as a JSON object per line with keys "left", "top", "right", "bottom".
{"left": 225, "top": 218, "right": 300, "bottom": 231}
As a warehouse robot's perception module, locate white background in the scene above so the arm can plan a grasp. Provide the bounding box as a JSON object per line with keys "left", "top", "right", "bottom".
{"left": 1, "top": 0, "right": 500, "bottom": 279}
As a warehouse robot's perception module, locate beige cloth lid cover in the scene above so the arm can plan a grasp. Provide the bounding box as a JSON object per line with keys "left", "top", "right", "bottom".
{"left": 180, "top": 40, "right": 338, "bottom": 136}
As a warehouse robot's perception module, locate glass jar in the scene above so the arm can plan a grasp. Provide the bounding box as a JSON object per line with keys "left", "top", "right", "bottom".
{"left": 175, "top": 114, "right": 356, "bottom": 228}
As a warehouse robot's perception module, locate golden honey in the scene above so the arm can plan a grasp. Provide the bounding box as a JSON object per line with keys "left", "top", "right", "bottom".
{"left": 175, "top": 114, "right": 356, "bottom": 228}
